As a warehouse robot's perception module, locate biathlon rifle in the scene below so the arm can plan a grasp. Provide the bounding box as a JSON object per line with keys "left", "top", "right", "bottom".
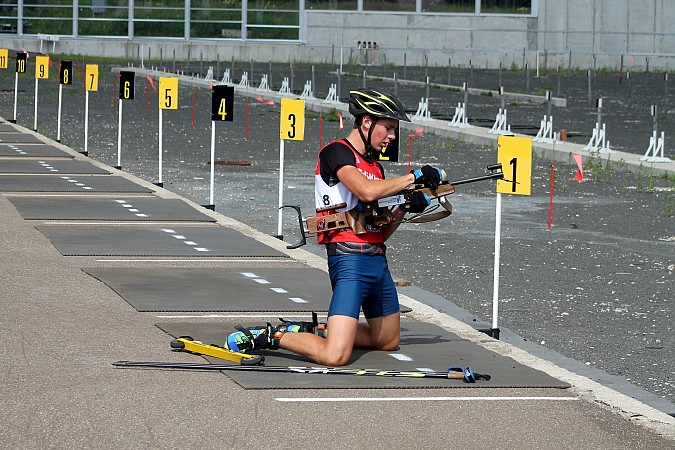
{"left": 281, "top": 163, "right": 504, "bottom": 249}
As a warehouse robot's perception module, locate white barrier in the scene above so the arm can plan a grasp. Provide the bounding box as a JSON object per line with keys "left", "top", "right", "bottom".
{"left": 489, "top": 108, "right": 511, "bottom": 135}
{"left": 323, "top": 84, "right": 339, "bottom": 104}
{"left": 204, "top": 66, "right": 214, "bottom": 82}
{"left": 413, "top": 98, "right": 431, "bottom": 121}
{"left": 449, "top": 102, "right": 470, "bottom": 128}
{"left": 641, "top": 131, "right": 671, "bottom": 163}
{"left": 583, "top": 122, "right": 613, "bottom": 153}
{"left": 534, "top": 115, "right": 556, "bottom": 144}
{"left": 278, "top": 77, "right": 291, "bottom": 95}
{"left": 257, "top": 74, "right": 271, "bottom": 92}
{"left": 300, "top": 81, "right": 314, "bottom": 99}
{"left": 221, "top": 69, "right": 231, "bottom": 84}
{"left": 37, "top": 33, "right": 59, "bottom": 53}
{"left": 238, "top": 72, "right": 250, "bottom": 89}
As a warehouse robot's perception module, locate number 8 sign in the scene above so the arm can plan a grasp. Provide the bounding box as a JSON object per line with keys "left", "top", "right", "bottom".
{"left": 496, "top": 136, "right": 532, "bottom": 196}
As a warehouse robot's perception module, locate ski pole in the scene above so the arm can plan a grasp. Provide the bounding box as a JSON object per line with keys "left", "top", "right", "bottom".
{"left": 112, "top": 361, "right": 490, "bottom": 382}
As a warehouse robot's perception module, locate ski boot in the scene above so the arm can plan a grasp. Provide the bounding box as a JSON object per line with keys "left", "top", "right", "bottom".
{"left": 275, "top": 312, "right": 327, "bottom": 337}
{"left": 225, "top": 313, "right": 327, "bottom": 353}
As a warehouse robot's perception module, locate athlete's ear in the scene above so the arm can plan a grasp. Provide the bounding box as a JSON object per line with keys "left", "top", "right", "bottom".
{"left": 361, "top": 115, "right": 373, "bottom": 130}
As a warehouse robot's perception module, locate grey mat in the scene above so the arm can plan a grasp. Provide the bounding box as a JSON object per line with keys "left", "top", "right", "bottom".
{"left": 38, "top": 225, "right": 288, "bottom": 257}
{"left": 0, "top": 159, "right": 109, "bottom": 174}
{"left": 84, "top": 267, "right": 332, "bottom": 312}
{"left": 0, "top": 124, "right": 21, "bottom": 132}
{"left": 0, "top": 133, "right": 44, "bottom": 144}
{"left": 0, "top": 175, "right": 152, "bottom": 193}
{"left": 0, "top": 143, "right": 73, "bottom": 158}
{"left": 156, "top": 321, "right": 570, "bottom": 389}
{"left": 8, "top": 197, "right": 216, "bottom": 222}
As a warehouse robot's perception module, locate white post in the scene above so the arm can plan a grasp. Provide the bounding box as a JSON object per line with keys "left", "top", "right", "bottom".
{"left": 158, "top": 108, "right": 163, "bottom": 185}
{"left": 209, "top": 120, "right": 216, "bottom": 206}
{"left": 13, "top": 72, "right": 19, "bottom": 122}
{"left": 57, "top": 83, "right": 63, "bottom": 142}
{"left": 491, "top": 193, "right": 502, "bottom": 332}
{"left": 277, "top": 139, "right": 285, "bottom": 237}
{"left": 117, "top": 100, "right": 123, "bottom": 168}
{"left": 33, "top": 78, "right": 39, "bottom": 131}
{"left": 84, "top": 91, "right": 90, "bottom": 155}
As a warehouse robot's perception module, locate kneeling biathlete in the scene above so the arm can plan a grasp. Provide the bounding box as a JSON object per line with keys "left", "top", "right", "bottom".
{"left": 225, "top": 88, "right": 445, "bottom": 366}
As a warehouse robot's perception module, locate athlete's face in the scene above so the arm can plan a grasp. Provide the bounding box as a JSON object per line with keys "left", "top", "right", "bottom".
{"left": 364, "top": 116, "right": 398, "bottom": 151}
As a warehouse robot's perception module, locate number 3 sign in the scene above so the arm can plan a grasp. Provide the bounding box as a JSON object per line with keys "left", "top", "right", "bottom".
{"left": 496, "top": 136, "right": 532, "bottom": 196}
{"left": 280, "top": 98, "right": 305, "bottom": 141}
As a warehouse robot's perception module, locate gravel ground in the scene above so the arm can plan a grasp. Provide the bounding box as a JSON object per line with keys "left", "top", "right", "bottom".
{"left": 1, "top": 59, "right": 673, "bottom": 408}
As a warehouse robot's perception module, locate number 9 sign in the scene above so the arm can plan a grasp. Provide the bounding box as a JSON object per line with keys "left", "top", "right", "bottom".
{"left": 496, "top": 136, "right": 532, "bottom": 196}
{"left": 280, "top": 98, "right": 305, "bottom": 141}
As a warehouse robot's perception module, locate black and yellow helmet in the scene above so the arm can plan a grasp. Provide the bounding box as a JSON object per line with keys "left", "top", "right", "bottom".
{"left": 349, "top": 88, "right": 411, "bottom": 122}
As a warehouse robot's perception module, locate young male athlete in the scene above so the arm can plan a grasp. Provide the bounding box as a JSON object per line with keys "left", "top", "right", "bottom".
{"left": 225, "top": 88, "right": 443, "bottom": 366}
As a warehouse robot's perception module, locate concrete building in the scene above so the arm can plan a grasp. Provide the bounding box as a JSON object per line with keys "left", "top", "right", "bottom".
{"left": 1, "top": 0, "right": 673, "bottom": 70}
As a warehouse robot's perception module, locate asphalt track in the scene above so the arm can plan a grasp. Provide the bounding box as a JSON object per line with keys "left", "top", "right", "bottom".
{"left": 1, "top": 59, "right": 674, "bottom": 447}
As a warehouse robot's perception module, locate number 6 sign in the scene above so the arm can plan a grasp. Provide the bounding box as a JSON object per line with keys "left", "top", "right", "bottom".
{"left": 496, "top": 136, "right": 532, "bottom": 196}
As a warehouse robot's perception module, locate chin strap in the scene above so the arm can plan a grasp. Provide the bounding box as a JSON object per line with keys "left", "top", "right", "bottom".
{"left": 357, "top": 118, "right": 379, "bottom": 157}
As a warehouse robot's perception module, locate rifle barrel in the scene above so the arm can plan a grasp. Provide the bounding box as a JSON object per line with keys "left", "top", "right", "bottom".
{"left": 446, "top": 171, "right": 504, "bottom": 187}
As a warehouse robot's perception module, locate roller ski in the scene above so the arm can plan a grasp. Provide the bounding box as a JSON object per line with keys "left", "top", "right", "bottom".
{"left": 170, "top": 336, "right": 264, "bottom": 365}
{"left": 224, "top": 312, "right": 327, "bottom": 353}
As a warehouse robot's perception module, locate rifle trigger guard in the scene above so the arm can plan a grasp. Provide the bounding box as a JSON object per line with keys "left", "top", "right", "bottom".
{"left": 279, "top": 205, "right": 307, "bottom": 249}
{"left": 407, "top": 196, "right": 453, "bottom": 224}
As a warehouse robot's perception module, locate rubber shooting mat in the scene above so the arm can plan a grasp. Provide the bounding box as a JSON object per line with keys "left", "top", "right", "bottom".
{"left": 156, "top": 321, "right": 570, "bottom": 389}
{"left": 0, "top": 124, "right": 18, "bottom": 132}
{"left": 0, "top": 159, "right": 109, "bottom": 174}
{"left": 83, "top": 267, "right": 331, "bottom": 312}
{"left": 38, "top": 225, "right": 288, "bottom": 257}
{"left": 0, "top": 132, "right": 44, "bottom": 144}
{"left": 0, "top": 144, "right": 73, "bottom": 158}
{"left": 8, "top": 197, "right": 217, "bottom": 222}
{"left": 0, "top": 175, "right": 153, "bottom": 193}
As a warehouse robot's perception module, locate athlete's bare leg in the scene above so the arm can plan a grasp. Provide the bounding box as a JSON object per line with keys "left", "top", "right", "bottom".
{"left": 278, "top": 312, "right": 400, "bottom": 366}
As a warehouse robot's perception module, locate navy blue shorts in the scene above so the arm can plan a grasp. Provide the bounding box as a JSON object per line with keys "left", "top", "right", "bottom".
{"left": 327, "top": 253, "right": 400, "bottom": 319}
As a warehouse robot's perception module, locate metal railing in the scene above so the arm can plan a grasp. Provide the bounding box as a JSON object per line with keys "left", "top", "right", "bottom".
{"left": 0, "top": 0, "right": 534, "bottom": 41}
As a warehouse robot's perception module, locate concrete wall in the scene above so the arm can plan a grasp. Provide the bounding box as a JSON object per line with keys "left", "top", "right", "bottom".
{"left": 3, "top": 0, "right": 674, "bottom": 70}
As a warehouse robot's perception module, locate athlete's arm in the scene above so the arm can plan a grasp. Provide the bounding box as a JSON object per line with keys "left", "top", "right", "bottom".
{"left": 336, "top": 165, "right": 415, "bottom": 203}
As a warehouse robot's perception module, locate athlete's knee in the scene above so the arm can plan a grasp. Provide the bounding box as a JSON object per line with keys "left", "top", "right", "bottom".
{"left": 320, "top": 347, "right": 352, "bottom": 367}
{"left": 373, "top": 335, "right": 399, "bottom": 351}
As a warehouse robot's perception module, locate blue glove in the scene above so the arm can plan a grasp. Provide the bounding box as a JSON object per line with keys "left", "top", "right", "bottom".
{"left": 412, "top": 165, "right": 443, "bottom": 189}
{"left": 402, "top": 192, "right": 430, "bottom": 213}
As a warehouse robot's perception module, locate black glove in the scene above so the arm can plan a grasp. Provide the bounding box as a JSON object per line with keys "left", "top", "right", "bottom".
{"left": 402, "top": 192, "right": 430, "bottom": 213}
{"left": 412, "top": 165, "right": 443, "bottom": 189}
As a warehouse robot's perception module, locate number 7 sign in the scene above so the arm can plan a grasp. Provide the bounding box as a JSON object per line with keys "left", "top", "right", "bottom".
{"left": 496, "top": 136, "right": 532, "bottom": 196}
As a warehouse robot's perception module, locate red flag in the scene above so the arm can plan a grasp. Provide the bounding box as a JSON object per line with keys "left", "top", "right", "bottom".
{"left": 45, "top": 54, "right": 53, "bottom": 67}
{"left": 335, "top": 112, "right": 344, "bottom": 130}
{"left": 409, "top": 126, "right": 424, "bottom": 139}
{"left": 22, "top": 48, "right": 29, "bottom": 58}
{"left": 628, "top": 54, "right": 635, "bottom": 63}
{"left": 146, "top": 76, "right": 156, "bottom": 92}
{"left": 256, "top": 95, "right": 274, "bottom": 105}
{"left": 572, "top": 154, "right": 584, "bottom": 182}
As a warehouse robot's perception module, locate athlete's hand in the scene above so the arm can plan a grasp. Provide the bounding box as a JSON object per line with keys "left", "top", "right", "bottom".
{"left": 402, "top": 192, "right": 430, "bottom": 213}
{"left": 412, "top": 165, "right": 444, "bottom": 189}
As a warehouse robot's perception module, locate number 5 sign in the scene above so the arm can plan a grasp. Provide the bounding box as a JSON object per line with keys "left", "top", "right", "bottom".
{"left": 280, "top": 98, "right": 305, "bottom": 141}
{"left": 496, "top": 136, "right": 532, "bottom": 196}
{"left": 159, "top": 77, "right": 178, "bottom": 110}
